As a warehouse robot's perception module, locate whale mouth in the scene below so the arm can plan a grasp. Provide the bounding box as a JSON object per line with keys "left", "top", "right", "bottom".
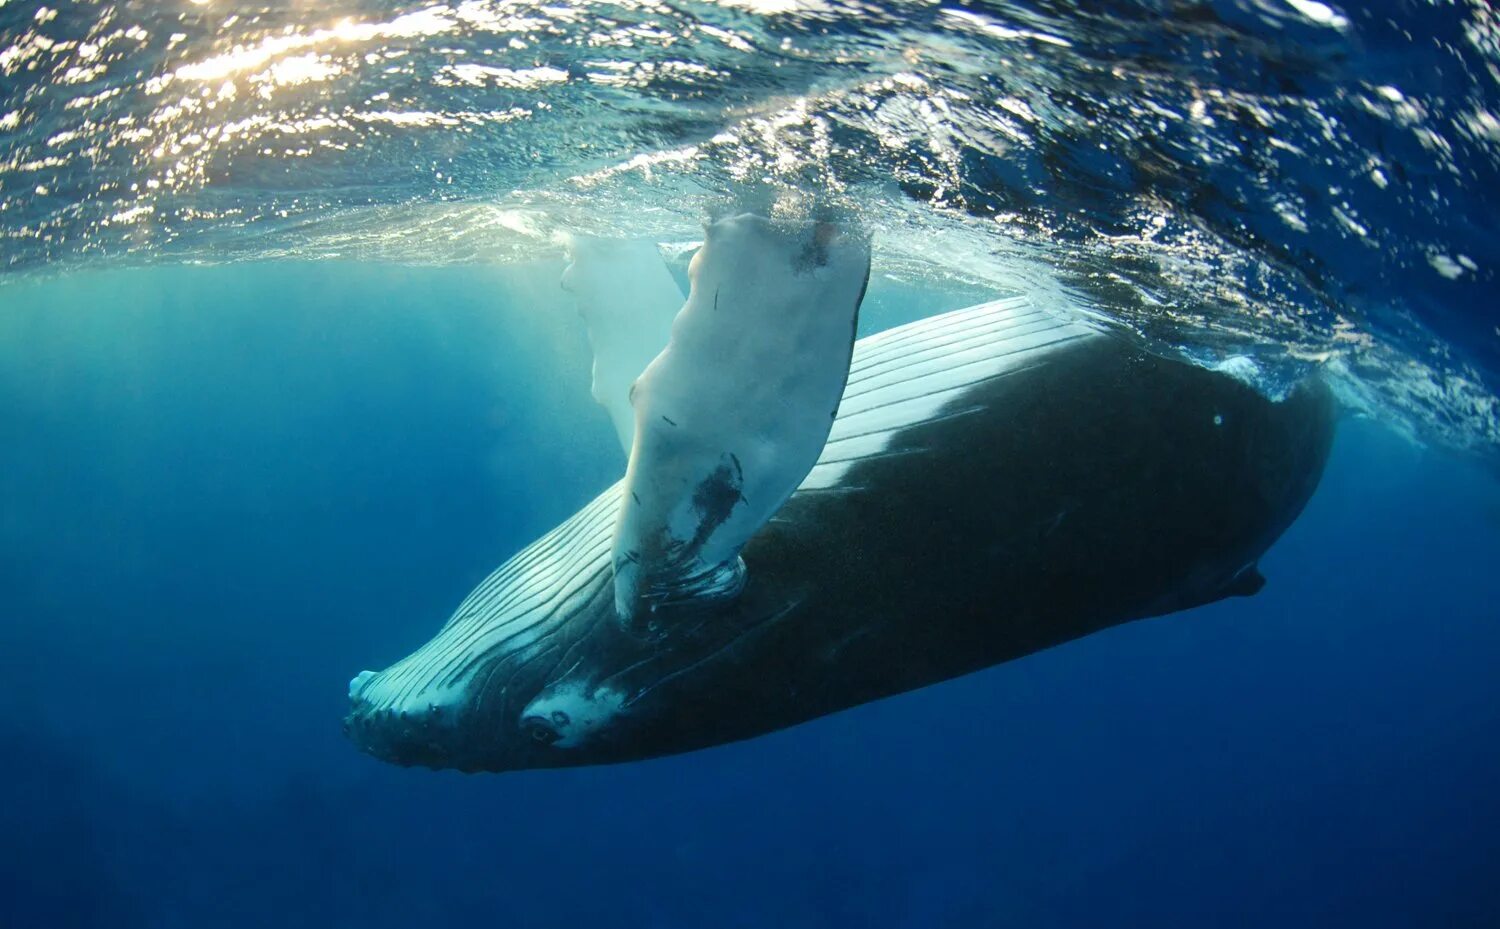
{"left": 343, "top": 701, "right": 454, "bottom": 769}
{"left": 342, "top": 670, "right": 481, "bottom": 770}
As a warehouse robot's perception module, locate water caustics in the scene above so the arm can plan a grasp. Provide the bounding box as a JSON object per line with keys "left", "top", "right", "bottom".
{"left": 2, "top": 0, "right": 1498, "bottom": 461}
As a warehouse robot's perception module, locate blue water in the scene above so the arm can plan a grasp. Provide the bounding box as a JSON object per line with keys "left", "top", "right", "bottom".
{"left": 5, "top": 0, "right": 1500, "bottom": 925}
{"left": 3, "top": 263, "right": 1498, "bottom": 927}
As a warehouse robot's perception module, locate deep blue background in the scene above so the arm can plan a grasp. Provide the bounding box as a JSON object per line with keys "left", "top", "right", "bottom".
{"left": 2, "top": 264, "right": 1498, "bottom": 928}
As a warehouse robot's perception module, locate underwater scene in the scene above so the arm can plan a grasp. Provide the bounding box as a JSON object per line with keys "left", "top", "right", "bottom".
{"left": 3, "top": 0, "right": 1499, "bottom": 926}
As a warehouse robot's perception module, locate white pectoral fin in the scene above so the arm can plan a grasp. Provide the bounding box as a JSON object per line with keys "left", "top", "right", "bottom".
{"left": 612, "top": 214, "right": 871, "bottom": 628}
{"left": 560, "top": 235, "right": 685, "bottom": 454}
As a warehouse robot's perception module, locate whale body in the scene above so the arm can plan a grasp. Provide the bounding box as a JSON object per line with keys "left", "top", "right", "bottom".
{"left": 345, "top": 296, "right": 1334, "bottom": 773}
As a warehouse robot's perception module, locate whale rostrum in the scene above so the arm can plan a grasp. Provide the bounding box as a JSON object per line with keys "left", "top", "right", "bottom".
{"left": 344, "top": 216, "right": 1334, "bottom": 773}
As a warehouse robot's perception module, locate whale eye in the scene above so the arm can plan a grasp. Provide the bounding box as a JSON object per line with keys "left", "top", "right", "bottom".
{"left": 522, "top": 715, "right": 561, "bottom": 745}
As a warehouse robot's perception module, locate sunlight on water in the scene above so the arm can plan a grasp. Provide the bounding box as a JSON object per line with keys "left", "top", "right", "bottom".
{"left": 1, "top": 0, "right": 1497, "bottom": 463}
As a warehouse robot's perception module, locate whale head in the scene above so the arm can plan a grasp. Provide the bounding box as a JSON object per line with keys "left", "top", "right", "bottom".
{"left": 340, "top": 523, "right": 627, "bottom": 771}
{"left": 341, "top": 608, "right": 636, "bottom": 771}
{"left": 342, "top": 488, "right": 799, "bottom": 772}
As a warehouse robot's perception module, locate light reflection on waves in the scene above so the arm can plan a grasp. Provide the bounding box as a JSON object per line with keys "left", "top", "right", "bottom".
{"left": 0, "top": 0, "right": 1497, "bottom": 462}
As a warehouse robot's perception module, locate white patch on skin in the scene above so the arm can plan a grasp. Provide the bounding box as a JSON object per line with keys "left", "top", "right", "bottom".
{"left": 348, "top": 670, "right": 376, "bottom": 700}
{"left": 524, "top": 685, "right": 626, "bottom": 749}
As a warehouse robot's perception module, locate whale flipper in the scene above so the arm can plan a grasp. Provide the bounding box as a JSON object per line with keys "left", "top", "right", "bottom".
{"left": 612, "top": 214, "right": 871, "bottom": 630}
{"left": 560, "top": 236, "right": 684, "bottom": 454}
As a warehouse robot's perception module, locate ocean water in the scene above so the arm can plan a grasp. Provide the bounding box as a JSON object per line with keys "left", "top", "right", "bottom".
{"left": 3, "top": 1, "right": 1499, "bottom": 927}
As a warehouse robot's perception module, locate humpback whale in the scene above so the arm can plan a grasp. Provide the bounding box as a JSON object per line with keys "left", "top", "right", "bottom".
{"left": 345, "top": 214, "right": 1334, "bottom": 773}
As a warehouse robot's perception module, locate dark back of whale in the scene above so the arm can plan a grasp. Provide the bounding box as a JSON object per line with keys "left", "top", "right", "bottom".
{"left": 610, "top": 335, "right": 1334, "bottom": 762}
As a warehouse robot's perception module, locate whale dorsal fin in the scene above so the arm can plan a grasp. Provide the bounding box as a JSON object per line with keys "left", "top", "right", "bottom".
{"left": 560, "top": 236, "right": 684, "bottom": 454}
{"left": 612, "top": 214, "right": 871, "bottom": 631}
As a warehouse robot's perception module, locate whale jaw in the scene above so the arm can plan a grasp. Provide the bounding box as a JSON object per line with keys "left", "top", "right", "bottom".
{"left": 342, "top": 677, "right": 474, "bottom": 771}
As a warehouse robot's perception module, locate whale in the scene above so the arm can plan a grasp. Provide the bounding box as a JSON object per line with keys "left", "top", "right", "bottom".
{"left": 344, "top": 217, "right": 1334, "bottom": 773}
